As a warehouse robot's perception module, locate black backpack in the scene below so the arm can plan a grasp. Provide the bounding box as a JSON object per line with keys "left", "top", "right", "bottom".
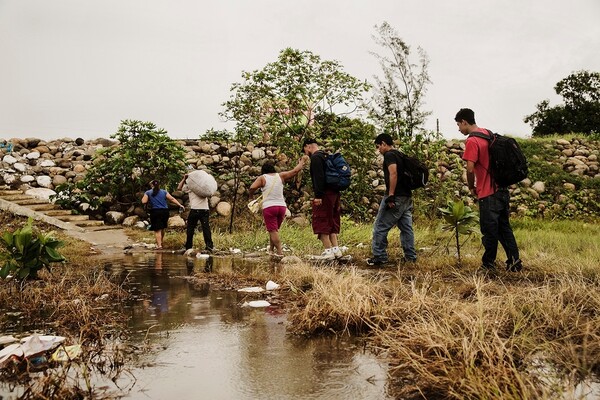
{"left": 394, "top": 150, "right": 429, "bottom": 190}
{"left": 469, "top": 130, "right": 528, "bottom": 187}
{"left": 324, "top": 152, "right": 351, "bottom": 191}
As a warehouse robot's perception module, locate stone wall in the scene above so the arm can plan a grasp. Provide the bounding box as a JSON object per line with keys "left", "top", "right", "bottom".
{"left": 1, "top": 136, "right": 599, "bottom": 224}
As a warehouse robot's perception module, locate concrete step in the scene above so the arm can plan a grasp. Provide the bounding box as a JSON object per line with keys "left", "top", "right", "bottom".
{"left": 0, "top": 190, "right": 23, "bottom": 196}
{"left": 0, "top": 194, "right": 32, "bottom": 201}
{"left": 83, "top": 225, "right": 123, "bottom": 231}
{"left": 55, "top": 215, "right": 91, "bottom": 222}
{"left": 43, "top": 209, "right": 74, "bottom": 216}
{"left": 14, "top": 198, "right": 51, "bottom": 205}
{"left": 28, "top": 204, "right": 62, "bottom": 211}
{"left": 74, "top": 220, "right": 106, "bottom": 227}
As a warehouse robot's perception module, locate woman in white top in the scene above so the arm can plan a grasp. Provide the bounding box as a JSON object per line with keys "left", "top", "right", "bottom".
{"left": 248, "top": 156, "right": 308, "bottom": 256}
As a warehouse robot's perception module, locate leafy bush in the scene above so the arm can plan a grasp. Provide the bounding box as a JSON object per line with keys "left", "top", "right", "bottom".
{"left": 52, "top": 120, "right": 187, "bottom": 212}
{"left": 0, "top": 218, "right": 65, "bottom": 281}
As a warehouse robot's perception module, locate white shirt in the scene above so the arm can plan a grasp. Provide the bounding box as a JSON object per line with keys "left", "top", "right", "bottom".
{"left": 261, "top": 173, "right": 286, "bottom": 209}
{"left": 182, "top": 184, "right": 209, "bottom": 210}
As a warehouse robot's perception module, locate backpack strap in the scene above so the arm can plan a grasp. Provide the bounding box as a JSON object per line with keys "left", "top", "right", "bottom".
{"left": 469, "top": 129, "right": 493, "bottom": 141}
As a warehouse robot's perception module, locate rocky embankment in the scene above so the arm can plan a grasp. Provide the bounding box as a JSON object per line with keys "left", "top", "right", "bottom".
{"left": 1, "top": 136, "right": 599, "bottom": 226}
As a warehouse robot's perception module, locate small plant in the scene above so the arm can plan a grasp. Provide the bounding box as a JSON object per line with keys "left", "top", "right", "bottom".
{"left": 439, "top": 199, "right": 478, "bottom": 266}
{"left": 0, "top": 218, "right": 66, "bottom": 281}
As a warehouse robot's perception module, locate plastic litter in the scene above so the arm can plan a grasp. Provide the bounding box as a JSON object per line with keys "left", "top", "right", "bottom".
{"left": 51, "top": 345, "right": 82, "bottom": 362}
{"left": 265, "top": 281, "right": 280, "bottom": 291}
{"left": 20, "top": 334, "right": 66, "bottom": 357}
{"left": 245, "top": 300, "right": 271, "bottom": 308}
{"left": 0, "top": 334, "right": 65, "bottom": 368}
{"left": 196, "top": 253, "right": 209, "bottom": 259}
{"left": 238, "top": 286, "right": 264, "bottom": 293}
{"left": 0, "top": 336, "right": 17, "bottom": 346}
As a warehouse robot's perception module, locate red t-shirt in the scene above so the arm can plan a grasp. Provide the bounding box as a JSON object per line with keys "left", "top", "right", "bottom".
{"left": 462, "top": 129, "right": 495, "bottom": 199}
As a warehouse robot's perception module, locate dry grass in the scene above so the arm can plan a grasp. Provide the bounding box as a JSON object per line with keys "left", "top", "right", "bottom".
{"left": 0, "top": 214, "right": 133, "bottom": 399}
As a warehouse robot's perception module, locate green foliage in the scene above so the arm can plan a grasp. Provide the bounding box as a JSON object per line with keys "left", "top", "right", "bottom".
{"left": 0, "top": 218, "right": 65, "bottom": 281}
{"left": 369, "top": 21, "right": 432, "bottom": 138}
{"left": 439, "top": 200, "right": 478, "bottom": 265}
{"left": 315, "top": 113, "right": 377, "bottom": 221}
{"left": 516, "top": 137, "right": 600, "bottom": 220}
{"left": 524, "top": 70, "right": 600, "bottom": 136}
{"left": 52, "top": 120, "right": 187, "bottom": 211}
{"left": 220, "top": 47, "right": 371, "bottom": 149}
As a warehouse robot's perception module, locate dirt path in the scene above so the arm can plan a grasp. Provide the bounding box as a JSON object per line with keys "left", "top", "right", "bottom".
{"left": 71, "top": 228, "right": 133, "bottom": 255}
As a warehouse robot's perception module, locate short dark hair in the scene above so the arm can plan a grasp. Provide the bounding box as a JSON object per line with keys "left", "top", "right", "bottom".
{"left": 302, "top": 138, "right": 317, "bottom": 148}
{"left": 455, "top": 108, "right": 476, "bottom": 124}
{"left": 374, "top": 133, "right": 393, "bottom": 146}
{"left": 261, "top": 163, "right": 276, "bottom": 174}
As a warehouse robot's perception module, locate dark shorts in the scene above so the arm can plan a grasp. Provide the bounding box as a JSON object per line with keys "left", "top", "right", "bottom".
{"left": 149, "top": 209, "right": 170, "bottom": 231}
{"left": 312, "top": 190, "right": 341, "bottom": 235}
{"left": 263, "top": 206, "right": 287, "bottom": 232}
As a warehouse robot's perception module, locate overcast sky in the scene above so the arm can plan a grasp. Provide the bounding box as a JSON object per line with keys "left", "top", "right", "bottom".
{"left": 1, "top": 0, "right": 599, "bottom": 142}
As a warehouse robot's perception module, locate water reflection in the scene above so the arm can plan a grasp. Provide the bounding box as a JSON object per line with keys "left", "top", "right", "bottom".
{"left": 107, "top": 252, "right": 391, "bottom": 399}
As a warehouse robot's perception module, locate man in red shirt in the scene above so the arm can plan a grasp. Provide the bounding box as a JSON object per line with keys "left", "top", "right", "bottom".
{"left": 455, "top": 108, "right": 523, "bottom": 273}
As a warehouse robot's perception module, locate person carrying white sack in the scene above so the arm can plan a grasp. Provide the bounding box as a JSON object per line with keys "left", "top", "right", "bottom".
{"left": 248, "top": 156, "right": 308, "bottom": 257}
{"left": 178, "top": 169, "right": 217, "bottom": 253}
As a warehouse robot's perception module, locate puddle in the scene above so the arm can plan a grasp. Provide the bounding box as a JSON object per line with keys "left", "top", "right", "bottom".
{"left": 109, "top": 252, "right": 391, "bottom": 399}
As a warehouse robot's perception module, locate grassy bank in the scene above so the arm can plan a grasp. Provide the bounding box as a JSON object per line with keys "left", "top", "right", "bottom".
{"left": 178, "top": 216, "right": 600, "bottom": 399}
{"left": 3, "top": 212, "right": 600, "bottom": 398}
{"left": 0, "top": 214, "right": 131, "bottom": 399}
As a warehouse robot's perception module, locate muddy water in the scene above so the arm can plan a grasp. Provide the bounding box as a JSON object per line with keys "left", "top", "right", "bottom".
{"left": 109, "top": 252, "right": 391, "bottom": 399}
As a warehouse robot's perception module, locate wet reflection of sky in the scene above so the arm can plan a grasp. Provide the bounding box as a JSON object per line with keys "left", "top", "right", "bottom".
{"left": 110, "top": 252, "right": 391, "bottom": 400}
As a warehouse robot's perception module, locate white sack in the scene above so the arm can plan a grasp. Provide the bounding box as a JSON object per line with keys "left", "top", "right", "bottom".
{"left": 186, "top": 170, "right": 217, "bottom": 198}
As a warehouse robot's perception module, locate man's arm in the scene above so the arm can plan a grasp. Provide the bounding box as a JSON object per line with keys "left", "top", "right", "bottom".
{"left": 387, "top": 162, "right": 397, "bottom": 197}
{"left": 466, "top": 160, "right": 476, "bottom": 197}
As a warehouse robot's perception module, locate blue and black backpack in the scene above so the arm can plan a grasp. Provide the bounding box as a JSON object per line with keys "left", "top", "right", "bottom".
{"left": 324, "top": 152, "right": 351, "bottom": 191}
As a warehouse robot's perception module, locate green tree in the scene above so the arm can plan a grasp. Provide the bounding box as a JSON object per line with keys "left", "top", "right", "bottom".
{"left": 220, "top": 48, "right": 371, "bottom": 151}
{"left": 53, "top": 120, "right": 187, "bottom": 211}
{"left": 369, "top": 21, "right": 432, "bottom": 138}
{"left": 315, "top": 113, "right": 377, "bottom": 220}
{"left": 524, "top": 70, "right": 600, "bottom": 136}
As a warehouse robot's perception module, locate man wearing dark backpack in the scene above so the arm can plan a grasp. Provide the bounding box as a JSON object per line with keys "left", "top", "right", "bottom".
{"left": 367, "top": 133, "right": 417, "bottom": 266}
{"left": 455, "top": 108, "right": 523, "bottom": 273}
{"left": 302, "top": 138, "right": 344, "bottom": 260}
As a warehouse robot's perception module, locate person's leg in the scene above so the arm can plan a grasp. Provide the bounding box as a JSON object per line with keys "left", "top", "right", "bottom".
{"left": 155, "top": 229, "right": 163, "bottom": 248}
{"left": 264, "top": 206, "right": 284, "bottom": 254}
{"left": 495, "top": 189, "right": 521, "bottom": 270}
{"left": 312, "top": 197, "right": 333, "bottom": 253}
{"left": 269, "top": 231, "right": 282, "bottom": 255}
{"left": 330, "top": 192, "right": 341, "bottom": 253}
{"left": 319, "top": 234, "right": 333, "bottom": 248}
{"left": 479, "top": 193, "right": 501, "bottom": 268}
{"left": 198, "top": 209, "right": 214, "bottom": 251}
{"left": 371, "top": 196, "right": 399, "bottom": 262}
{"left": 396, "top": 196, "right": 417, "bottom": 261}
{"left": 185, "top": 210, "right": 200, "bottom": 250}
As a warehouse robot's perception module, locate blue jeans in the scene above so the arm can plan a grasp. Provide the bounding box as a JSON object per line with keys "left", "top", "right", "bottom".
{"left": 479, "top": 189, "right": 520, "bottom": 268}
{"left": 185, "top": 209, "right": 213, "bottom": 250}
{"left": 371, "top": 195, "right": 417, "bottom": 262}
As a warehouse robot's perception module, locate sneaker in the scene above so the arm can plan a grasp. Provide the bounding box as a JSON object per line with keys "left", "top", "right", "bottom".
{"left": 333, "top": 249, "right": 343, "bottom": 259}
{"left": 366, "top": 258, "right": 390, "bottom": 267}
{"left": 311, "top": 251, "right": 335, "bottom": 261}
{"left": 506, "top": 259, "right": 523, "bottom": 272}
{"left": 400, "top": 257, "right": 417, "bottom": 264}
{"left": 479, "top": 264, "right": 498, "bottom": 277}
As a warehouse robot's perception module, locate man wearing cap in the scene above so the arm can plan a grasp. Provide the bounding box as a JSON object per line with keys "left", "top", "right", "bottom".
{"left": 302, "top": 138, "right": 343, "bottom": 260}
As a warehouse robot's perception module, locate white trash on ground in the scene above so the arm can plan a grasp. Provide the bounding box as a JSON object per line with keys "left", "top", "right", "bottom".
{"left": 243, "top": 300, "right": 271, "bottom": 308}
{"left": 0, "top": 334, "right": 66, "bottom": 368}
{"left": 238, "top": 286, "right": 265, "bottom": 293}
{"left": 265, "top": 280, "right": 280, "bottom": 291}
